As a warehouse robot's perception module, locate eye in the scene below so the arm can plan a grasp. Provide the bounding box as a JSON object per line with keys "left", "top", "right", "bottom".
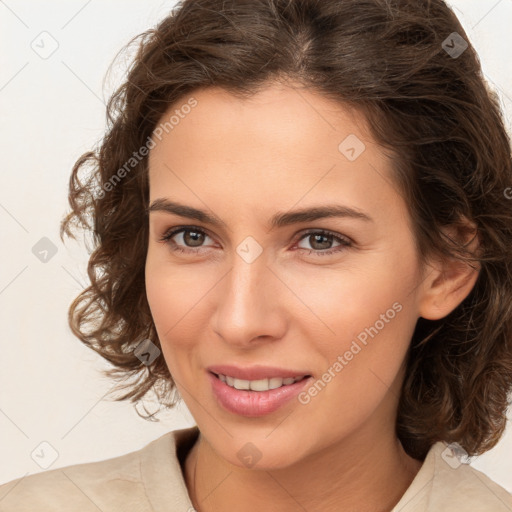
{"left": 295, "top": 229, "right": 352, "bottom": 257}
{"left": 158, "top": 226, "right": 352, "bottom": 257}
{"left": 158, "top": 226, "right": 215, "bottom": 255}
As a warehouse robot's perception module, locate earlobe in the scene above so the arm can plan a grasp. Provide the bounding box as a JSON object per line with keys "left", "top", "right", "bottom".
{"left": 418, "top": 224, "right": 480, "bottom": 321}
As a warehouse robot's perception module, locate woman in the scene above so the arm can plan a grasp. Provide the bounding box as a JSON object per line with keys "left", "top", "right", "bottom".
{"left": 1, "top": 0, "right": 511, "bottom": 510}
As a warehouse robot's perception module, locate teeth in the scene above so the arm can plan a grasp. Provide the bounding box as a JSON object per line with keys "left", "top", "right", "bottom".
{"left": 217, "top": 374, "right": 305, "bottom": 391}
{"left": 233, "top": 378, "right": 250, "bottom": 390}
{"left": 269, "top": 377, "right": 284, "bottom": 390}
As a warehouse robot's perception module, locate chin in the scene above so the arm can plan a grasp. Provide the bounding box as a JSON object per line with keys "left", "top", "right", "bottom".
{"left": 207, "top": 429, "right": 308, "bottom": 471}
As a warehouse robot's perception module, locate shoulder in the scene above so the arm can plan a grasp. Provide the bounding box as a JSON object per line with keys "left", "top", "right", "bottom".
{"left": 428, "top": 443, "right": 512, "bottom": 511}
{"left": 394, "top": 441, "right": 512, "bottom": 512}
{"left": 0, "top": 428, "right": 196, "bottom": 512}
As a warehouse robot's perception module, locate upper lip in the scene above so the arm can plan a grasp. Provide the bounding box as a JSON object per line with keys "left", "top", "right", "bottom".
{"left": 207, "top": 364, "right": 311, "bottom": 381}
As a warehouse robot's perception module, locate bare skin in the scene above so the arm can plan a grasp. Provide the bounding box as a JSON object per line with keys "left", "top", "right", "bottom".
{"left": 145, "top": 81, "right": 479, "bottom": 512}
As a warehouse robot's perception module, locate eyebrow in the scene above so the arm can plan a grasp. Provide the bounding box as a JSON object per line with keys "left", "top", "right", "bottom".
{"left": 147, "top": 198, "right": 373, "bottom": 230}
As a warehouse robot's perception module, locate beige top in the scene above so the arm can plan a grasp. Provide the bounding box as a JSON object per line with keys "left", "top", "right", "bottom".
{"left": 1, "top": 426, "right": 511, "bottom": 511}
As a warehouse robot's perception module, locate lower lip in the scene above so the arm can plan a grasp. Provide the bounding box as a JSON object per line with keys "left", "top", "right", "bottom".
{"left": 208, "top": 372, "right": 312, "bottom": 417}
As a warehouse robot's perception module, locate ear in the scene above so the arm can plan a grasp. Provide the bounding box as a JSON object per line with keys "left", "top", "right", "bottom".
{"left": 418, "top": 221, "right": 481, "bottom": 321}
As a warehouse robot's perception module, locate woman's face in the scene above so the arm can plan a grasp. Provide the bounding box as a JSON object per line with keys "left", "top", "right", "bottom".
{"left": 145, "top": 82, "right": 425, "bottom": 468}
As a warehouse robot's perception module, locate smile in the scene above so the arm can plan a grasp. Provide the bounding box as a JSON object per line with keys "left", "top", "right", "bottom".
{"left": 214, "top": 373, "right": 308, "bottom": 392}
{"left": 208, "top": 371, "right": 313, "bottom": 417}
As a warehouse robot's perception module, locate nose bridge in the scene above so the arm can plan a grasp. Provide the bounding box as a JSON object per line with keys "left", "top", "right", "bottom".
{"left": 224, "top": 250, "right": 270, "bottom": 320}
{"left": 213, "top": 246, "right": 283, "bottom": 344}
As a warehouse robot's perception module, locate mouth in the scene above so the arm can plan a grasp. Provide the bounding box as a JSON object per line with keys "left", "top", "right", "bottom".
{"left": 207, "top": 369, "right": 313, "bottom": 417}
{"left": 210, "top": 371, "right": 310, "bottom": 392}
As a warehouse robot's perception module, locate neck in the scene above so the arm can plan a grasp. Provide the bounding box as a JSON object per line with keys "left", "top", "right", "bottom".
{"left": 184, "top": 425, "right": 423, "bottom": 512}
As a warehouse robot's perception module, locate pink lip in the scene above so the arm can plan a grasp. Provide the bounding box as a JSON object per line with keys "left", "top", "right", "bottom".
{"left": 207, "top": 364, "right": 310, "bottom": 381}
{"left": 208, "top": 372, "right": 312, "bottom": 417}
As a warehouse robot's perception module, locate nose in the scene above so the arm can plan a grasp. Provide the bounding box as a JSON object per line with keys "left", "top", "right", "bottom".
{"left": 212, "top": 250, "right": 287, "bottom": 348}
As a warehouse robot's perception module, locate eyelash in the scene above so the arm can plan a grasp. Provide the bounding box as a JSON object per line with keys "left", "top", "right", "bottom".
{"left": 158, "top": 225, "right": 352, "bottom": 257}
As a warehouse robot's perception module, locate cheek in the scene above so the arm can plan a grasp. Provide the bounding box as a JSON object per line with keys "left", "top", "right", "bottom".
{"left": 282, "top": 251, "right": 416, "bottom": 344}
{"left": 323, "top": 308, "right": 414, "bottom": 435}
{"left": 293, "top": 250, "right": 419, "bottom": 416}
{"left": 144, "top": 253, "right": 222, "bottom": 381}
{"left": 295, "top": 305, "right": 415, "bottom": 452}
{"left": 145, "top": 245, "right": 212, "bottom": 334}
{"left": 145, "top": 271, "right": 194, "bottom": 387}
{"left": 145, "top": 256, "right": 197, "bottom": 351}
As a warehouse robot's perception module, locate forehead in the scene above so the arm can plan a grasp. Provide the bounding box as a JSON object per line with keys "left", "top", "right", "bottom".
{"left": 147, "top": 83, "right": 404, "bottom": 220}
{"left": 151, "top": 83, "right": 370, "bottom": 160}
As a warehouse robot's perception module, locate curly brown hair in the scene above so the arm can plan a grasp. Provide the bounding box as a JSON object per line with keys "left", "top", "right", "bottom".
{"left": 60, "top": 0, "right": 512, "bottom": 460}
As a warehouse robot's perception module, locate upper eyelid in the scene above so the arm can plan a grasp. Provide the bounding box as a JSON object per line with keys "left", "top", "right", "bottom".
{"left": 162, "top": 225, "right": 215, "bottom": 242}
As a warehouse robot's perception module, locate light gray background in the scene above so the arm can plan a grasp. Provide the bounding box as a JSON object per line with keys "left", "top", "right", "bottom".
{"left": 1, "top": 0, "right": 511, "bottom": 493}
